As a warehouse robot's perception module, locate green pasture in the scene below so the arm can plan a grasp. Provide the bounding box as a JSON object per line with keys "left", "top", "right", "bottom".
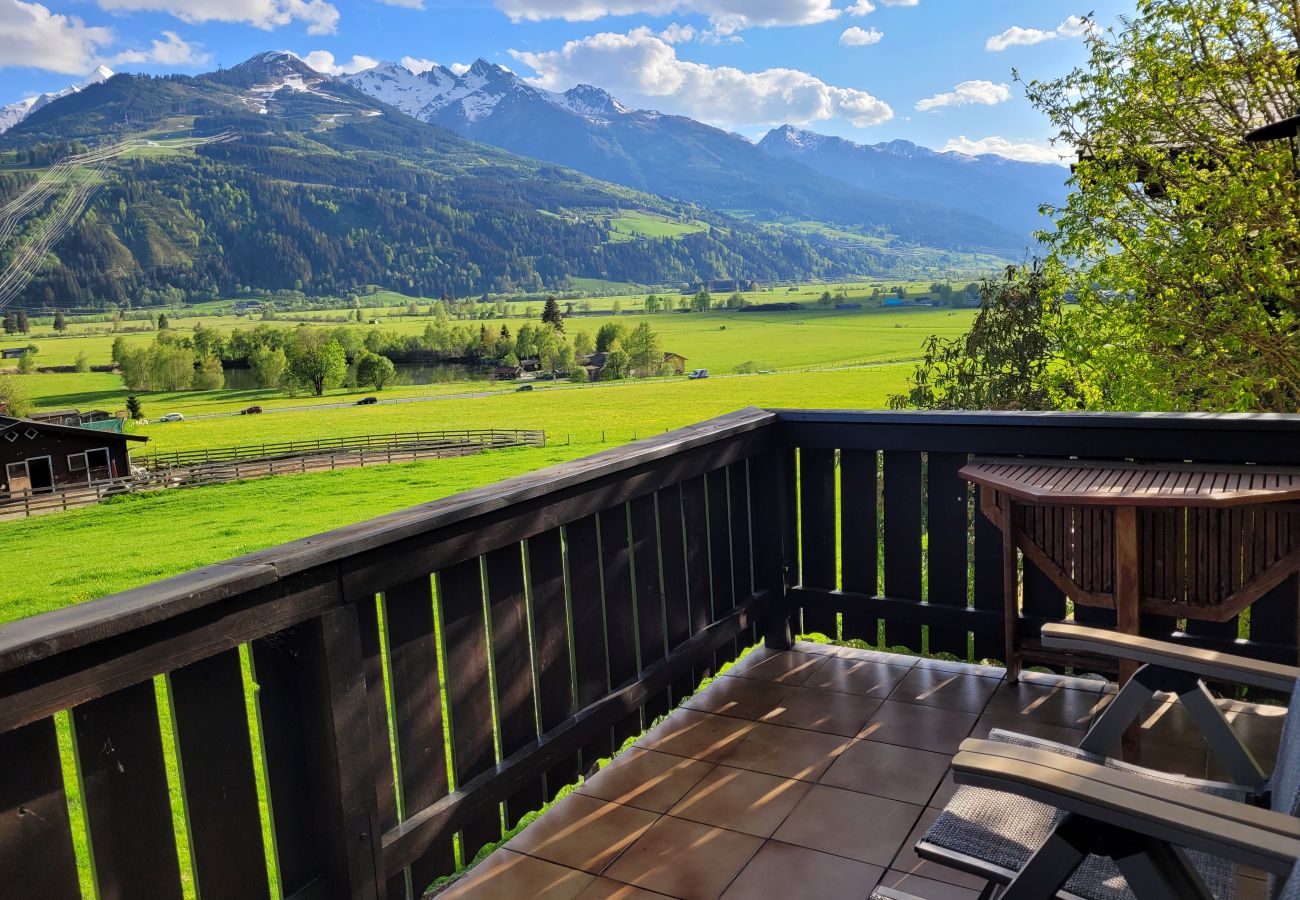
{"left": 606, "top": 210, "right": 709, "bottom": 241}
{"left": 0, "top": 367, "right": 911, "bottom": 621}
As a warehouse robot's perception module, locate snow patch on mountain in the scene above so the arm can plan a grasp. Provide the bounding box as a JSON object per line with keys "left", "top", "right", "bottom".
{"left": 0, "top": 66, "right": 112, "bottom": 135}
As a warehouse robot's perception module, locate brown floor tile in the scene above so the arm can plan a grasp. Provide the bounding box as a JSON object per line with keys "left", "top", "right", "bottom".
{"left": 981, "top": 681, "right": 1110, "bottom": 731}
{"left": 820, "top": 739, "right": 952, "bottom": 806}
{"left": 759, "top": 685, "right": 883, "bottom": 736}
{"left": 928, "top": 772, "right": 959, "bottom": 810}
{"left": 774, "top": 784, "right": 922, "bottom": 866}
{"left": 889, "top": 668, "right": 999, "bottom": 713}
{"left": 804, "top": 657, "right": 912, "bottom": 698}
{"left": 1220, "top": 702, "right": 1286, "bottom": 760}
{"left": 579, "top": 749, "right": 715, "bottom": 813}
{"left": 603, "top": 815, "right": 763, "bottom": 900}
{"left": 719, "top": 722, "right": 852, "bottom": 780}
{"left": 726, "top": 650, "right": 829, "bottom": 686}
{"left": 877, "top": 870, "right": 986, "bottom": 900}
{"left": 889, "top": 807, "right": 990, "bottom": 892}
{"left": 913, "top": 657, "right": 1005, "bottom": 679}
{"left": 1122, "top": 738, "right": 1208, "bottom": 778}
{"left": 791, "top": 640, "right": 839, "bottom": 656}
{"left": 574, "top": 878, "right": 677, "bottom": 900}
{"left": 440, "top": 849, "right": 595, "bottom": 900}
{"left": 970, "top": 715, "right": 1086, "bottom": 746}
{"left": 1132, "top": 698, "right": 1211, "bottom": 750}
{"left": 720, "top": 840, "right": 884, "bottom": 900}
{"left": 858, "top": 701, "right": 977, "bottom": 755}
{"left": 505, "top": 794, "right": 659, "bottom": 874}
{"left": 835, "top": 646, "right": 920, "bottom": 667}
{"left": 668, "top": 766, "right": 811, "bottom": 837}
{"left": 684, "top": 677, "right": 796, "bottom": 721}
{"left": 637, "top": 709, "right": 758, "bottom": 762}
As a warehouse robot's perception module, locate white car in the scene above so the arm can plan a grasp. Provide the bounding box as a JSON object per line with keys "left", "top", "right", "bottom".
{"left": 159, "top": 412, "right": 185, "bottom": 422}
{"left": 688, "top": 369, "right": 709, "bottom": 379}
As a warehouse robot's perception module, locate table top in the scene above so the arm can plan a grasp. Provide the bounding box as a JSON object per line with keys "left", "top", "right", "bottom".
{"left": 961, "top": 457, "right": 1300, "bottom": 507}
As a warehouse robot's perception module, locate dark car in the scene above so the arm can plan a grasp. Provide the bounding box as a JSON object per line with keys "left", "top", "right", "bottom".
{"left": 241, "top": 405, "right": 263, "bottom": 415}
{"left": 357, "top": 396, "right": 379, "bottom": 405}
{"left": 515, "top": 384, "right": 534, "bottom": 392}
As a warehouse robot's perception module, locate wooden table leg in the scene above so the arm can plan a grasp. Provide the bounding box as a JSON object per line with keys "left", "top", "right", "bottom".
{"left": 1115, "top": 505, "right": 1141, "bottom": 759}
{"left": 1001, "top": 494, "right": 1020, "bottom": 682}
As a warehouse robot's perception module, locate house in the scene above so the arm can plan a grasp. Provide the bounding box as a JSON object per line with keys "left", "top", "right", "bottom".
{"left": 662, "top": 352, "right": 688, "bottom": 374}
{"left": 493, "top": 365, "right": 524, "bottom": 380}
{"left": 1, "top": 347, "right": 29, "bottom": 360}
{"left": 28, "top": 409, "right": 84, "bottom": 427}
{"left": 0, "top": 415, "right": 147, "bottom": 494}
{"left": 519, "top": 358, "right": 541, "bottom": 373}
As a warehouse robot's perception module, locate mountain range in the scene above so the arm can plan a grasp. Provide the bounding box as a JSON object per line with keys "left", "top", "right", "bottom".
{"left": 342, "top": 59, "right": 1065, "bottom": 250}
{"left": 0, "top": 66, "right": 114, "bottom": 135}
{"left": 0, "top": 52, "right": 1068, "bottom": 309}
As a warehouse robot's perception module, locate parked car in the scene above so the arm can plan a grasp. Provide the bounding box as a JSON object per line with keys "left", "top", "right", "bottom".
{"left": 688, "top": 369, "right": 710, "bottom": 380}
{"left": 158, "top": 412, "right": 184, "bottom": 422}
{"left": 241, "top": 406, "right": 263, "bottom": 415}
{"left": 515, "top": 384, "right": 534, "bottom": 392}
{"left": 357, "top": 396, "right": 378, "bottom": 406}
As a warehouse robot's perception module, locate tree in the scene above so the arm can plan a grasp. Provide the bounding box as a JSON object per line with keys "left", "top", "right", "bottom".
{"left": 817, "top": 291, "right": 834, "bottom": 309}
{"left": 192, "top": 355, "right": 225, "bottom": 390}
{"left": 727, "top": 292, "right": 746, "bottom": 310}
{"left": 1, "top": 312, "right": 14, "bottom": 334}
{"left": 644, "top": 295, "right": 660, "bottom": 314}
{"left": 149, "top": 342, "right": 196, "bottom": 391}
{"left": 595, "top": 323, "right": 627, "bottom": 353}
{"left": 126, "top": 395, "right": 143, "bottom": 420}
{"left": 74, "top": 351, "right": 90, "bottom": 373}
{"left": 1025, "top": 0, "right": 1300, "bottom": 410}
{"left": 541, "top": 296, "right": 564, "bottom": 332}
{"left": 287, "top": 330, "right": 347, "bottom": 396}
{"left": 599, "top": 348, "right": 629, "bottom": 380}
{"left": 157, "top": 313, "right": 169, "bottom": 330}
{"left": 622, "top": 322, "right": 662, "bottom": 377}
{"left": 691, "top": 290, "right": 711, "bottom": 312}
{"left": 356, "top": 351, "right": 397, "bottom": 390}
{"left": 611, "top": 300, "right": 623, "bottom": 316}
{"left": 889, "top": 265, "right": 1078, "bottom": 412}
{"left": 53, "top": 311, "right": 66, "bottom": 332}
{"left": 16, "top": 351, "right": 36, "bottom": 374}
{"left": 0, "top": 374, "right": 33, "bottom": 417}
{"left": 574, "top": 331, "right": 595, "bottom": 357}
{"left": 250, "top": 346, "right": 288, "bottom": 389}
{"left": 15, "top": 311, "right": 29, "bottom": 334}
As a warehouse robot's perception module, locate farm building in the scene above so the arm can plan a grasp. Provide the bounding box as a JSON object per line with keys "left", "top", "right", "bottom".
{"left": 1, "top": 347, "right": 29, "bottom": 360}
{"left": 662, "top": 352, "right": 688, "bottom": 374}
{"left": 28, "top": 409, "right": 84, "bottom": 427}
{"left": 582, "top": 351, "right": 688, "bottom": 380}
{"left": 493, "top": 365, "right": 524, "bottom": 380}
{"left": 0, "top": 415, "right": 147, "bottom": 494}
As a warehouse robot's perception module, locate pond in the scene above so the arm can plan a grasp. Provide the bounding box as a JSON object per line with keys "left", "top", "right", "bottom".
{"left": 222, "top": 362, "right": 494, "bottom": 391}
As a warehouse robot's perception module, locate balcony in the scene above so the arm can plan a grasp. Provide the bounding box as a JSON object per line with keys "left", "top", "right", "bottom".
{"left": 2, "top": 408, "right": 1298, "bottom": 899}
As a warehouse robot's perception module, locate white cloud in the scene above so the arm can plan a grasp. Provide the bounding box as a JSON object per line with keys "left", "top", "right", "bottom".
{"left": 108, "top": 30, "right": 209, "bottom": 66}
{"left": 915, "top": 79, "right": 1010, "bottom": 112}
{"left": 839, "top": 25, "right": 881, "bottom": 46}
{"left": 878, "top": 0, "right": 916, "bottom": 4}
{"left": 0, "top": 0, "right": 113, "bottom": 74}
{"left": 659, "top": 22, "right": 695, "bottom": 43}
{"left": 844, "top": 0, "right": 873, "bottom": 14}
{"left": 449, "top": 62, "right": 471, "bottom": 75}
{"left": 400, "top": 55, "right": 437, "bottom": 73}
{"left": 986, "top": 15, "right": 1092, "bottom": 52}
{"left": 496, "top": 0, "right": 841, "bottom": 32}
{"left": 943, "top": 135, "right": 1067, "bottom": 165}
{"left": 301, "top": 49, "right": 377, "bottom": 74}
{"left": 96, "top": 0, "right": 339, "bottom": 35}
{"left": 511, "top": 28, "right": 892, "bottom": 128}
{"left": 376, "top": 0, "right": 421, "bottom": 7}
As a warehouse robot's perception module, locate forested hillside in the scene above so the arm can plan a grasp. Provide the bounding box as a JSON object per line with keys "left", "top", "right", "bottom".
{"left": 0, "top": 54, "right": 893, "bottom": 309}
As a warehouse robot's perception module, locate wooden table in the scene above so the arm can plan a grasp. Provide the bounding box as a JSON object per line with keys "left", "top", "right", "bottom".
{"left": 962, "top": 458, "right": 1300, "bottom": 684}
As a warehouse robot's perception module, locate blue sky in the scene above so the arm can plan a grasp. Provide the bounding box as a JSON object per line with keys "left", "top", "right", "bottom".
{"left": 0, "top": 0, "right": 1130, "bottom": 160}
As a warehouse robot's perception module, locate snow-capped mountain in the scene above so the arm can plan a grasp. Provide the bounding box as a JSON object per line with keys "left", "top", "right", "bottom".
{"left": 758, "top": 124, "right": 1070, "bottom": 238}
{"left": 0, "top": 66, "right": 113, "bottom": 135}
{"left": 341, "top": 59, "right": 1024, "bottom": 251}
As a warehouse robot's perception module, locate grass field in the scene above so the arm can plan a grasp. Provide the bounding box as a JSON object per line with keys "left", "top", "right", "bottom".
{"left": 0, "top": 367, "right": 911, "bottom": 622}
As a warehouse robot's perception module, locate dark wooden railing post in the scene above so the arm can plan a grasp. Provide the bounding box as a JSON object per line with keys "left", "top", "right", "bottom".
{"left": 751, "top": 448, "right": 794, "bottom": 650}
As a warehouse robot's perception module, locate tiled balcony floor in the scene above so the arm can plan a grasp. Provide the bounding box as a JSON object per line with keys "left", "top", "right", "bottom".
{"left": 436, "top": 641, "right": 1286, "bottom": 900}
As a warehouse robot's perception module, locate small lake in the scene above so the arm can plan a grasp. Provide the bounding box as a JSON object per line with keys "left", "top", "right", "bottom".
{"left": 222, "top": 362, "right": 493, "bottom": 391}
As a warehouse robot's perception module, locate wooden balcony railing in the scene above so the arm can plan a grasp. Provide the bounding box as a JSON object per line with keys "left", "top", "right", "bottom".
{"left": 3, "top": 407, "right": 1300, "bottom": 899}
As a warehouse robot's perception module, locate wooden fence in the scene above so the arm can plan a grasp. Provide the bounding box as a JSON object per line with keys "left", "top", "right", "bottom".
{"left": 133, "top": 429, "right": 546, "bottom": 470}
{"left": 3, "top": 409, "right": 1300, "bottom": 899}
{"left": 1, "top": 430, "right": 547, "bottom": 519}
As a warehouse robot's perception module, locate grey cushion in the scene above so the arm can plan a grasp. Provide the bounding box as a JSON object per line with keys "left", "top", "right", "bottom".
{"left": 920, "top": 729, "right": 1252, "bottom": 900}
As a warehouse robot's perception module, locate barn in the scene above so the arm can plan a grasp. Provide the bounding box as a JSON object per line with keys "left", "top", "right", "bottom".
{"left": 0, "top": 415, "right": 147, "bottom": 494}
